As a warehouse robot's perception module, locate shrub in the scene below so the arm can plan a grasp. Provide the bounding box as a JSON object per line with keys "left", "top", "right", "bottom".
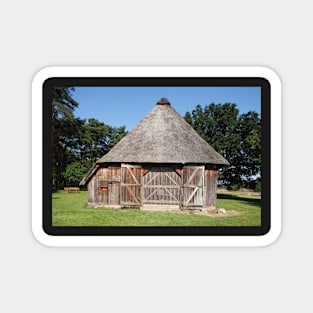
{"left": 255, "top": 181, "right": 261, "bottom": 192}
{"left": 228, "top": 184, "right": 241, "bottom": 191}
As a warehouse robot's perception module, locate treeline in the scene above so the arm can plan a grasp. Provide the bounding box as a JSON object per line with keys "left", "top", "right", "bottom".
{"left": 184, "top": 103, "right": 261, "bottom": 191}
{"left": 52, "top": 87, "right": 127, "bottom": 189}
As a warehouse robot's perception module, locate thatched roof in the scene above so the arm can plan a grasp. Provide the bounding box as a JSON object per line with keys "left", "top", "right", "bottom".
{"left": 98, "top": 98, "right": 229, "bottom": 165}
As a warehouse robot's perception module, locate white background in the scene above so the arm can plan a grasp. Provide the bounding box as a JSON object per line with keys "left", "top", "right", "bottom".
{"left": 0, "top": 1, "right": 310, "bottom": 312}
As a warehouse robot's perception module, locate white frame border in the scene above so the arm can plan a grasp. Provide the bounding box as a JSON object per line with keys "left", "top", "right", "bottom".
{"left": 32, "top": 66, "right": 281, "bottom": 247}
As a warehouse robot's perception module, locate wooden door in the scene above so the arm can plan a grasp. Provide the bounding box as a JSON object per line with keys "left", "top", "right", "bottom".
{"left": 120, "top": 164, "right": 142, "bottom": 207}
{"left": 143, "top": 167, "right": 181, "bottom": 205}
{"left": 182, "top": 166, "right": 204, "bottom": 208}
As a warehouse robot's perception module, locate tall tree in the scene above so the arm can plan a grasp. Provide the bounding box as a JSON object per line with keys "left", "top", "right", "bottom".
{"left": 185, "top": 103, "right": 261, "bottom": 189}
{"left": 51, "top": 87, "right": 128, "bottom": 189}
{"left": 237, "top": 111, "right": 261, "bottom": 185}
{"left": 73, "top": 118, "right": 127, "bottom": 168}
{"left": 52, "top": 87, "right": 79, "bottom": 189}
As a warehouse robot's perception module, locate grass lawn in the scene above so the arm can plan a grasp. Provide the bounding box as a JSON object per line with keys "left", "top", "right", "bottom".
{"left": 52, "top": 190, "right": 261, "bottom": 227}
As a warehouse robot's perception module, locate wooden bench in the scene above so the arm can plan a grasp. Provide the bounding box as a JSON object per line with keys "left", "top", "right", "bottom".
{"left": 64, "top": 187, "right": 80, "bottom": 193}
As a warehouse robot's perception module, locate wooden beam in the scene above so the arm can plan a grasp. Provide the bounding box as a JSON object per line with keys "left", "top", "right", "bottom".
{"left": 175, "top": 169, "right": 182, "bottom": 176}
{"left": 142, "top": 169, "right": 150, "bottom": 176}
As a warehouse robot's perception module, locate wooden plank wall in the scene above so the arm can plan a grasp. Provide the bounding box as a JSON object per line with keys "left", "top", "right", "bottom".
{"left": 182, "top": 166, "right": 204, "bottom": 208}
{"left": 87, "top": 164, "right": 219, "bottom": 209}
{"left": 204, "top": 168, "right": 218, "bottom": 207}
{"left": 88, "top": 166, "right": 121, "bottom": 205}
{"left": 87, "top": 178, "right": 94, "bottom": 204}
{"left": 143, "top": 167, "right": 181, "bottom": 205}
{"left": 120, "top": 164, "right": 142, "bottom": 207}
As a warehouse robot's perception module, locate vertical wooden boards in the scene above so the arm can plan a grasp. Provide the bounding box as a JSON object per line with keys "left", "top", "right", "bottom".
{"left": 108, "top": 169, "right": 120, "bottom": 205}
{"left": 89, "top": 166, "right": 121, "bottom": 205}
{"left": 204, "top": 168, "right": 218, "bottom": 207}
{"left": 87, "top": 179, "right": 94, "bottom": 204}
{"left": 87, "top": 164, "right": 219, "bottom": 209}
{"left": 143, "top": 167, "right": 181, "bottom": 205}
{"left": 120, "top": 164, "right": 142, "bottom": 207}
{"left": 97, "top": 167, "right": 107, "bottom": 204}
{"left": 182, "top": 166, "right": 204, "bottom": 208}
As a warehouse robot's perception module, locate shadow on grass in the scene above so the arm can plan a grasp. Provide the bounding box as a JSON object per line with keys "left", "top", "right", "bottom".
{"left": 217, "top": 193, "right": 261, "bottom": 207}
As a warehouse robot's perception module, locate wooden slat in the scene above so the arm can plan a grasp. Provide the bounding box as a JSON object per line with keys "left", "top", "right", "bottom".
{"left": 204, "top": 169, "right": 218, "bottom": 207}
{"left": 126, "top": 166, "right": 140, "bottom": 185}
{"left": 184, "top": 167, "right": 200, "bottom": 185}
{"left": 175, "top": 169, "right": 182, "bottom": 176}
{"left": 182, "top": 166, "right": 204, "bottom": 208}
{"left": 144, "top": 171, "right": 161, "bottom": 186}
{"left": 121, "top": 164, "right": 141, "bottom": 207}
{"left": 164, "top": 187, "right": 179, "bottom": 202}
{"left": 185, "top": 187, "right": 199, "bottom": 204}
{"left": 142, "top": 169, "right": 149, "bottom": 176}
{"left": 164, "top": 172, "right": 180, "bottom": 185}
{"left": 125, "top": 186, "right": 140, "bottom": 205}
{"left": 143, "top": 167, "right": 182, "bottom": 205}
{"left": 144, "top": 185, "right": 180, "bottom": 189}
{"left": 143, "top": 200, "right": 179, "bottom": 204}
{"left": 144, "top": 187, "right": 160, "bottom": 200}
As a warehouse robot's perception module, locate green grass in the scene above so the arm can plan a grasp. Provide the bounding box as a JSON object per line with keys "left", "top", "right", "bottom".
{"left": 52, "top": 190, "right": 261, "bottom": 227}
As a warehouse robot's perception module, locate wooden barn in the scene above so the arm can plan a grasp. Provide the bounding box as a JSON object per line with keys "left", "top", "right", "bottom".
{"left": 80, "top": 98, "right": 229, "bottom": 211}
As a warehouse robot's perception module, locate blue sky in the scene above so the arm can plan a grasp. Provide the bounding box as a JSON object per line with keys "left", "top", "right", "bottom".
{"left": 71, "top": 87, "right": 261, "bottom": 131}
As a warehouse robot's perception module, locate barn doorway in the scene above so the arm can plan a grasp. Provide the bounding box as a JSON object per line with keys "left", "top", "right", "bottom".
{"left": 120, "top": 164, "right": 142, "bottom": 207}
{"left": 143, "top": 167, "right": 181, "bottom": 207}
{"left": 182, "top": 166, "right": 204, "bottom": 207}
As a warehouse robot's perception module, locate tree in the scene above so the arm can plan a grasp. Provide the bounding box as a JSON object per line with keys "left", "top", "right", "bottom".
{"left": 52, "top": 87, "right": 79, "bottom": 120}
{"left": 74, "top": 118, "right": 127, "bottom": 168}
{"left": 184, "top": 103, "right": 261, "bottom": 189}
{"left": 237, "top": 111, "right": 261, "bottom": 186}
{"left": 62, "top": 161, "right": 89, "bottom": 186}
{"left": 52, "top": 87, "right": 79, "bottom": 189}
{"left": 51, "top": 87, "right": 127, "bottom": 189}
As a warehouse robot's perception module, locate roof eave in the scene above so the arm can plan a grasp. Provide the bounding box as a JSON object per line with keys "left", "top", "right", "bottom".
{"left": 79, "top": 163, "right": 100, "bottom": 186}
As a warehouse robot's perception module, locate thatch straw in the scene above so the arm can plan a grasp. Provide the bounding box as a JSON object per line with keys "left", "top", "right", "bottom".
{"left": 97, "top": 98, "right": 229, "bottom": 165}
